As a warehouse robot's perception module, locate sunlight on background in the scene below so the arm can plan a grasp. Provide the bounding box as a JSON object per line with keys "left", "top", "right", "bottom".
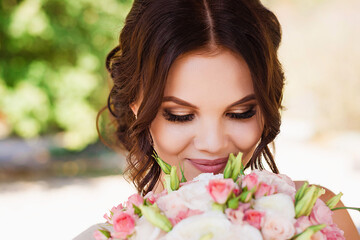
{"left": 0, "top": 0, "right": 359, "bottom": 239}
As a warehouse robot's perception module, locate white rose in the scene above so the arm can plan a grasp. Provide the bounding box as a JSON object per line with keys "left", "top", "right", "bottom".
{"left": 261, "top": 213, "right": 296, "bottom": 240}
{"left": 253, "top": 193, "right": 295, "bottom": 220}
{"left": 156, "top": 191, "right": 188, "bottom": 219}
{"left": 160, "top": 212, "right": 232, "bottom": 240}
{"left": 175, "top": 178, "right": 215, "bottom": 212}
{"left": 229, "top": 224, "right": 263, "bottom": 240}
{"left": 252, "top": 170, "right": 296, "bottom": 198}
{"left": 131, "top": 217, "right": 166, "bottom": 240}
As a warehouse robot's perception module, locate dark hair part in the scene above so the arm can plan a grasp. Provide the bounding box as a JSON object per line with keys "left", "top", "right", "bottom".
{"left": 101, "top": 0, "right": 284, "bottom": 195}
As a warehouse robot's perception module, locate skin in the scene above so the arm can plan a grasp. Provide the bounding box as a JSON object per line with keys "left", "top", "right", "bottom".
{"left": 149, "top": 47, "right": 263, "bottom": 183}
{"left": 131, "top": 47, "right": 359, "bottom": 238}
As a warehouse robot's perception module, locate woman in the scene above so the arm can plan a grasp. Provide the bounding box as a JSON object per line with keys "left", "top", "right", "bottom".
{"left": 75, "top": 0, "right": 359, "bottom": 239}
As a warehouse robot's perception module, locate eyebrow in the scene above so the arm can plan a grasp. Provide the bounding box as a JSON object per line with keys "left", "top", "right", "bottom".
{"left": 162, "top": 94, "right": 256, "bottom": 109}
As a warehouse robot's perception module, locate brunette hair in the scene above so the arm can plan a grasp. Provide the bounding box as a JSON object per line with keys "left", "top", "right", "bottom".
{"left": 100, "top": 0, "right": 284, "bottom": 195}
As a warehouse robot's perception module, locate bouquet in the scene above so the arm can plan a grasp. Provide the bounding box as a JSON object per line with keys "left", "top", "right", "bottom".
{"left": 94, "top": 152, "right": 352, "bottom": 240}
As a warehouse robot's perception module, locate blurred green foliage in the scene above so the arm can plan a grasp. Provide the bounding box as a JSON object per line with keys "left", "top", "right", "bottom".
{"left": 0, "top": 0, "right": 133, "bottom": 150}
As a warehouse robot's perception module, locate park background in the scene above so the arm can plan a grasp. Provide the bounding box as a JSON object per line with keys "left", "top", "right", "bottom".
{"left": 0, "top": 0, "right": 359, "bottom": 239}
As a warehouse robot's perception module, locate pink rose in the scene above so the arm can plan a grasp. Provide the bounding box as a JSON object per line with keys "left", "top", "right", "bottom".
{"left": 294, "top": 216, "right": 326, "bottom": 240}
{"left": 310, "top": 199, "right": 333, "bottom": 225}
{"left": 111, "top": 203, "right": 124, "bottom": 213}
{"left": 255, "top": 183, "right": 277, "bottom": 199}
{"left": 225, "top": 203, "right": 251, "bottom": 225}
{"left": 294, "top": 216, "right": 312, "bottom": 234}
{"left": 207, "top": 178, "right": 235, "bottom": 204}
{"left": 242, "top": 172, "right": 259, "bottom": 191}
{"left": 253, "top": 170, "right": 296, "bottom": 199}
{"left": 103, "top": 213, "right": 112, "bottom": 224}
{"left": 125, "top": 193, "right": 144, "bottom": 216}
{"left": 104, "top": 203, "right": 124, "bottom": 224}
{"left": 110, "top": 203, "right": 124, "bottom": 216}
{"left": 112, "top": 211, "right": 135, "bottom": 239}
{"left": 93, "top": 230, "right": 108, "bottom": 240}
{"left": 244, "top": 210, "right": 265, "bottom": 230}
{"left": 320, "top": 224, "right": 345, "bottom": 240}
{"left": 225, "top": 208, "right": 245, "bottom": 225}
{"left": 261, "top": 214, "right": 295, "bottom": 240}
{"left": 127, "top": 193, "right": 144, "bottom": 207}
{"left": 156, "top": 191, "right": 189, "bottom": 220}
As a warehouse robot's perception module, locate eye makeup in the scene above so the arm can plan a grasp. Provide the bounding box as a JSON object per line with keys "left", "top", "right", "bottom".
{"left": 225, "top": 107, "right": 256, "bottom": 120}
{"left": 162, "top": 109, "right": 195, "bottom": 122}
{"left": 162, "top": 106, "right": 257, "bottom": 123}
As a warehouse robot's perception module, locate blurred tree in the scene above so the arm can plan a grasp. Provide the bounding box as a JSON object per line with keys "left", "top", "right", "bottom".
{"left": 0, "top": 0, "right": 133, "bottom": 150}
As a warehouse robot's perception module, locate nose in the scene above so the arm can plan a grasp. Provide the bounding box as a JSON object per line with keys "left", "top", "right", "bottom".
{"left": 193, "top": 118, "right": 228, "bottom": 154}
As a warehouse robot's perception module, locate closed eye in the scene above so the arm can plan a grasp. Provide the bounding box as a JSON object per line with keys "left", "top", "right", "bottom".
{"left": 162, "top": 108, "right": 256, "bottom": 123}
{"left": 162, "top": 109, "right": 194, "bottom": 122}
{"left": 226, "top": 108, "right": 256, "bottom": 120}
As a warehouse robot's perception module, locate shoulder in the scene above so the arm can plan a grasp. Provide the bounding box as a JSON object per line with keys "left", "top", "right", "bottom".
{"left": 294, "top": 181, "right": 360, "bottom": 239}
{"left": 73, "top": 223, "right": 113, "bottom": 240}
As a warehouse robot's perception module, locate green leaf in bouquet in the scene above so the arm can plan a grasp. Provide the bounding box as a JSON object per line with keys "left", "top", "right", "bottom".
{"left": 291, "top": 224, "right": 326, "bottom": 240}
{"left": 170, "top": 166, "right": 180, "bottom": 191}
{"left": 133, "top": 204, "right": 142, "bottom": 217}
{"left": 295, "top": 185, "right": 325, "bottom": 218}
{"left": 223, "top": 153, "right": 235, "bottom": 179}
{"left": 326, "top": 192, "right": 343, "bottom": 210}
{"left": 139, "top": 204, "right": 173, "bottom": 232}
{"left": 98, "top": 229, "right": 111, "bottom": 239}
{"left": 152, "top": 151, "right": 171, "bottom": 174}
{"left": 179, "top": 162, "right": 187, "bottom": 183}
{"left": 331, "top": 206, "right": 360, "bottom": 212}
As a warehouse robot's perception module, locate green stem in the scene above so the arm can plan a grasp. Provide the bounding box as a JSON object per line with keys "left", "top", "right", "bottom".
{"left": 332, "top": 207, "right": 360, "bottom": 212}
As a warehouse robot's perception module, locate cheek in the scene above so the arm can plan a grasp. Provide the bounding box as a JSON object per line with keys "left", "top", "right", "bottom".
{"left": 228, "top": 118, "right": 263, "bottom": 158}
{"left": 150, "top": 116, "right": 193, "bottom": 157}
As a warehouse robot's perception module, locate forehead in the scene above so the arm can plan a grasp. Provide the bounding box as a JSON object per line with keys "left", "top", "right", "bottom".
{"left": 164, "top": 48, "right": 254, "bottom": 106}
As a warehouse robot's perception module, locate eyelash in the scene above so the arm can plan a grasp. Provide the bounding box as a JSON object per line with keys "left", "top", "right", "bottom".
{"left": 162, "top": 108, "right": 256, "bottom": 123}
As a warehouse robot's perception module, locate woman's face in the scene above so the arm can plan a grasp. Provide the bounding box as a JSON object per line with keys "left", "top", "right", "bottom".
{"left": 139, "top": 48, "right": 264, "bottom": 184}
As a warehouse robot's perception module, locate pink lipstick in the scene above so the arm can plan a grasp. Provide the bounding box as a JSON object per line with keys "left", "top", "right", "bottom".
{"left": 187, "top": 157, "right": 228, "bottom": 173}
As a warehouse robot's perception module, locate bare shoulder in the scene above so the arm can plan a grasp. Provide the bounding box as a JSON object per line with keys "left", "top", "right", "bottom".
{"left": 294, "top": 181, "right": 360, "bottom": 239}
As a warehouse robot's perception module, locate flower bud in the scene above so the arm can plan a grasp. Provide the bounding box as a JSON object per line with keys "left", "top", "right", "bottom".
{"left": 295, "top": 185, "right": 325, "bottom": 218}
{"left": 223, "top": 153, "right": 235, "bottom": 179}
{"left": 139, "top": 204, "right": 173, "bottom": 232}
{"left": 163, "top": 175, "right": 172, "bottom": 193}
{"left": 152, "top": 151, "right": 171, "bottom": 174}
{"left": 231, "top": 152, "right": 244, "bottom": 181}
{"left": 170, "top": 166, "right": 180, "bottom": 191}
{"left": 293, "top": 224, "right": 326, "bottom": 240}
{"left": 227, "top": 196, "right": 240, "bottom": 209}
{"left": 295, "top": 182, "right": 309, "bottom": 203}
{"left": 239, "top": 190, "right": 253, "bottom": 203}
{"left": 326, "top": 192, "right": 343, "bottom": 210}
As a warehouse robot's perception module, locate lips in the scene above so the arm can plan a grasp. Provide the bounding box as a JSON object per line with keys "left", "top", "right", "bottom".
{"left": 187, "top": 157, "right": 229, "bottom": 173}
